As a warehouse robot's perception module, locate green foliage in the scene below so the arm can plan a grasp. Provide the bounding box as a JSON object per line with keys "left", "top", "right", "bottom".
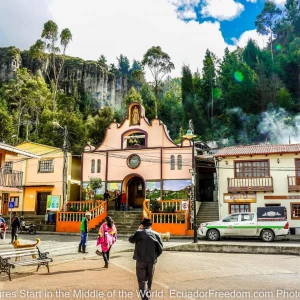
{"left": 88, "top": 177, "right": 103, "bottom": 194}
{"left": 277, "top": 87, "right": 294, "bottom": 109}
{"left": 150, "top": 198, "right": 161, "bottom": 213}
{"left": 124, "top": 87, "right": 143, "bottom": 107}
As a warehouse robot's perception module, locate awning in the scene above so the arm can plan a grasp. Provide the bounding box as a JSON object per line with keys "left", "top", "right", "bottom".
{"left": 0, "top": 187, "right": 22, "bottom": 193}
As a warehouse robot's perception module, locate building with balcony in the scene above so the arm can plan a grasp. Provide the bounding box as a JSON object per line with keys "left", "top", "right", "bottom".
{"left": 215, "top": 143, "right": 300, "bottom": 229}
{"left": 0, "top": 143, "right": 40, "bottom": 214}
{"left": 5, "top": 142, "right": 81, "bottom": 215}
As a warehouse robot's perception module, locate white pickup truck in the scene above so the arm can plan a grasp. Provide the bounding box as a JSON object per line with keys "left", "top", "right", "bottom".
{"left": 198, "top": 211, "right": 289, "bottom": 242}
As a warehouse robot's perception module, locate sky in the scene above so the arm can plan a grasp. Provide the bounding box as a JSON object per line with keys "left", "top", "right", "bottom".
{"left": 0, "top": 0, "right": 287, "bottom": 79}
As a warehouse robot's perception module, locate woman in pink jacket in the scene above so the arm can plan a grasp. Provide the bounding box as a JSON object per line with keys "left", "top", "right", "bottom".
{"left": 97, "top": 216, "right": 117, "bottom": 268}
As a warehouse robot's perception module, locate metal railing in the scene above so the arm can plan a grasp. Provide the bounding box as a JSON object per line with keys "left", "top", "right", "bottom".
{"left": 0, "top": 168, "right": 23, "bottom": 188}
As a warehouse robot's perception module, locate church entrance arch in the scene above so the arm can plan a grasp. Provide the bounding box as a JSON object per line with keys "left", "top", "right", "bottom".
{"left": 122, "top": 174, "right": 145, "bottom": 209}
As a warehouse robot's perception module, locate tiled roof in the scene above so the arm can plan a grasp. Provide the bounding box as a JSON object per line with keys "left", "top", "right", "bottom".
{"left": 214, "top": 144, "right": 300, "bottom": 157}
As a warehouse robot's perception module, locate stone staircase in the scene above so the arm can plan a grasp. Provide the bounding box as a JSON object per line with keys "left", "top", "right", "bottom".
{"left": 107, "top": 211, "right": 142, "bottom": 235}
{"left": 196, "top": 202, "right": 219, "bottom": 225}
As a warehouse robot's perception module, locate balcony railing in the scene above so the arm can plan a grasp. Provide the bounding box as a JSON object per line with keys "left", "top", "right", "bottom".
{"left": 0, "top": 168, "right": 23, "bottom": 188}
{"left": 227, "top": 177, "right": 273, "bottom": 193}
{"left": 287, "top": 176, "right": 300, "bottom": 192}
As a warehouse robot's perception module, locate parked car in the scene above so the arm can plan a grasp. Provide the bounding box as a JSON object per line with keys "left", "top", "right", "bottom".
{"left": 198, "top": 208, "right": 289, "bottom": 242}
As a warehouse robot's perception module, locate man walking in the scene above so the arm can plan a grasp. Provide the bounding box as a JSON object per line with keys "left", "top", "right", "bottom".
{"left": 79, "top": 212, "right": 91, "bottom": 253}
{"left": 129, "top": 218, "right": 163, "bottom": 300}
{"left": 11, "top": 212, "right": 20, "bottom": 244}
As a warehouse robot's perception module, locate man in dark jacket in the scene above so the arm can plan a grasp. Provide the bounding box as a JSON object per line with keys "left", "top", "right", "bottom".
{"left": 129, "top": 218, "right": 163, "bottom": 300}
{"left": 11, "top": 212, "right": 20, "bottom": 244}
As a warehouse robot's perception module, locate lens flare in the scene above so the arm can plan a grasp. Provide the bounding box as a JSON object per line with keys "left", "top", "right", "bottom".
{"left": 276, "top": 44, "right": 282, "bottom": 51}
{"left": 233, "top": 71, "right": 244, "bottom": 82}
{"left": 213, "top": 88, "right": 222, "bottom": 99}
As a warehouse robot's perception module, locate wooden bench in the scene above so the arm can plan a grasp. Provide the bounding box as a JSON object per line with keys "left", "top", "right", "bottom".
{"left": 0, "top": 246, "right": 53, "bottom": 280}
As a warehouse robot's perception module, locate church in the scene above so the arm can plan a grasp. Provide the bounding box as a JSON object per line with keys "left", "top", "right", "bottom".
{"left": 81, "top": 102, "right": 194, "bottom": 208}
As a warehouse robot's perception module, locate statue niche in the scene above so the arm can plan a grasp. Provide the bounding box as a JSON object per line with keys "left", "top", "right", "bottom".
{"left": 130, "top": 105, "right": 140, "bottom": 125}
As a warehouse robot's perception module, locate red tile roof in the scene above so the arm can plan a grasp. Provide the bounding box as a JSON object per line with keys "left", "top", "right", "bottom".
{"left": 214, "top": 144, "right": 300, "bottom": 157}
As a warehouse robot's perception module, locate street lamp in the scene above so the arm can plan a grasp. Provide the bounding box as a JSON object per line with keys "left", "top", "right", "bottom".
{"left": 53, "top": 121, "right": 68, "bottom": 212}
{"left": 183, "top": 123, "right": 198, "bottom": 243}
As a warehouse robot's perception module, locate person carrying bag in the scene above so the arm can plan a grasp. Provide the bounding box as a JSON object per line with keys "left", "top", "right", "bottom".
{"left": 97, "top": 216, "right": 117, "bottom": 268}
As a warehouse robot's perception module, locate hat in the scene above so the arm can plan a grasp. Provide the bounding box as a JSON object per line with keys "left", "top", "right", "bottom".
{"left": 141, "top": 218, "right": 152, "bottom": 226}
{"left": 85, "top": 212, "right": 91, "bottom": 216}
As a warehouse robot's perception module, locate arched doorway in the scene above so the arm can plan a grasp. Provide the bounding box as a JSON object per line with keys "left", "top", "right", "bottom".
{"left": 123, "top": 175, "right": 145, "bottom": 209}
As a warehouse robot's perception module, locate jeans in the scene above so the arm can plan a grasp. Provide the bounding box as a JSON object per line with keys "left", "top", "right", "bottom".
{"left": 80, "top": 231, "right": 88, "bottom": 245}
{"left": 102, "top": 247, "right": 111, "bottom": 263}
{"left": 11, "top": 227, "right": 18, "bottom": 243}
{"left": 122, "top": 203, "right": 126, "bottom": 211}
{"left": 136, "top": 261, "right": 156, "bottom": 300}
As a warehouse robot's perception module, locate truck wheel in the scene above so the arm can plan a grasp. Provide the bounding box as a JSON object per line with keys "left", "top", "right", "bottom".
{"left": 261, "top": 229, "right": 275, "bottom": 242}
{"left": 207, "top": 229, "right": 220, "bottom": 241}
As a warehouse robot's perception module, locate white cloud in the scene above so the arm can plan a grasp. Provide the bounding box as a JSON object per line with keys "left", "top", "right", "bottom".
{"left": 176, "top": 6, "right": 197, "bottom": 19}
{"left": 169, "top": 0, "right": 199, "bottom": 20}
{"left": 201, "top": 0, "right": 244, "bottom": 21}
{"left": 246, "top": 0, "right": 257, "bottom": 3}
{"left": 271, "top": 0, "right": 286, "bottom": 7}
{"left": 234, "top": 29, "right": 267, "bottom": 49}
{"left": 47, "top": 0, "right": 231, "bottom": 79}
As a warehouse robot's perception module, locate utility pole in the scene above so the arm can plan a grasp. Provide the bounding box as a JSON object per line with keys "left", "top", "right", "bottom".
{"left": 53, "top": 121, "right": 68, "bottom": 212}
{"left": 62, "top": 125, "right": 68, "bottom": 212}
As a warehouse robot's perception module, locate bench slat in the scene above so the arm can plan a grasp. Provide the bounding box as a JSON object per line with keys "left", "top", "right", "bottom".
{"left": 12, "top": 259, "right": 52, "bottom": 266}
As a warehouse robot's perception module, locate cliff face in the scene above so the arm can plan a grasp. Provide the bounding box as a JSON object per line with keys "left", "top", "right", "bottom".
{"left": 0, "top": 47, "right": 127, "bottom": 108}
{"left": 0, "top": 47, "right": 21, "bottom": 81}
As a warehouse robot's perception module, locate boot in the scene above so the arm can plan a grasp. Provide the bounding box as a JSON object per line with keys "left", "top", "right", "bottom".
{"left": 104, "top": 261, "right": 108, "bottom": 268}
{"left": 78, "top": 244, "right": 82, "bottom": 252}
{"left": 82, "top": 245, "right": 88, "bottom": 253}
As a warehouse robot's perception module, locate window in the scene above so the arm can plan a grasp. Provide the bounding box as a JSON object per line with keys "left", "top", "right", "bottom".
{"left": 4, "top": 162, "right": 13, "bottom": 173}
{"left": 170, "top": 155, "right": 175, "bottom": 170}
{"left": 10, "top": 196, "right": 19, "bottom": 208}
{"left": 39, "top": 160, "right": 54, "bottom": 173}
{"left": 241, "top": 213, "right": 255, "bottom": 221}
{"left": 223, "top": 214, "right": 239, "bottom": 222}
{"left": 91, "top": 159, "right": 95, "bottom": 173}
{"left": 235, "top": 160, "right": 269, "bottom": 178}
{"left": 291, "top": 203, "right": 300, "bottom": 219}
{"left": 124, "top": 133, "right": 146, "bottom": 148}
{"left": 177, "top": 155, "right": 182, "bottom": 170}
{"left": 97, "top": 159, "right": 101, "bottom": 173}
{"left": 229, "top": 203, "right": 250, "bottom": 214}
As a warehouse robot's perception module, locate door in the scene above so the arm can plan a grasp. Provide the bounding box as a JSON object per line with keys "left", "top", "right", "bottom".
{"left": 296, "top": 159, "right": 300, "bottom": 185}
{"left": 37, "top": 192, "right": 51, "bottom": 215}
{"left": 1, "top": 193, "right": 9, "bottom": 215}
{"left": 239, "top": 213, "right": 257, "bottom": 236}
{"left": 127, "top": 177, "right": 144, "bottom": 208}
{"left": 220, "top": 214, "right": 240, "bottom": 235}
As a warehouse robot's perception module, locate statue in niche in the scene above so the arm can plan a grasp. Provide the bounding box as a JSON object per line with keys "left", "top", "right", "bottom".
{"left": 132, "top": 106, "right": 140, "bottom": 125}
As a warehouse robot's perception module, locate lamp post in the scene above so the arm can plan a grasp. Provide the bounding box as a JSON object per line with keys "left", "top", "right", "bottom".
{"left": 53, "top": 122, "right": 68, "bottom": 212}
{"left": 183, "top": 121, "right": 198, "bottom": 243}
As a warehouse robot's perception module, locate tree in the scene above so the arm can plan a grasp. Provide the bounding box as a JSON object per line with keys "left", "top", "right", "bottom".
{"left": 201, "top": 49, "right": 218, "bottom": 123}
{"left": 88, "top": 177, "right": 103, "bottom": 201}
{"left": 3, "top": 68, "right": 52, "bottom": 143}
{"left": 29, "top": 20, "right": 72, "bottom": 111}
{"left": 255, "top": 1, "right": 282, "bottom": 62}
{"left": 97, "top": 54, "right": 107, "bottom": 66}
{"left": 117, "top": 54, "right": 130, "bottom": 76}
{"left": 142, "top": 46, "right": 175, "bottom": 116}
{"left": 124, "top": 87, "right": 143, "bottom": 107}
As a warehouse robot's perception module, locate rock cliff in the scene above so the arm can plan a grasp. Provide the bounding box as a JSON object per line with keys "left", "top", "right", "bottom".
{"left": 0, "top": 47, "right": 127, "bottom": 108}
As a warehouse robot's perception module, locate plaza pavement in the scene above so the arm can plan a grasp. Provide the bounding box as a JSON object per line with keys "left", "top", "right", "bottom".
{"left": 1, "top": 246, "right": 300, "bottom": 300}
